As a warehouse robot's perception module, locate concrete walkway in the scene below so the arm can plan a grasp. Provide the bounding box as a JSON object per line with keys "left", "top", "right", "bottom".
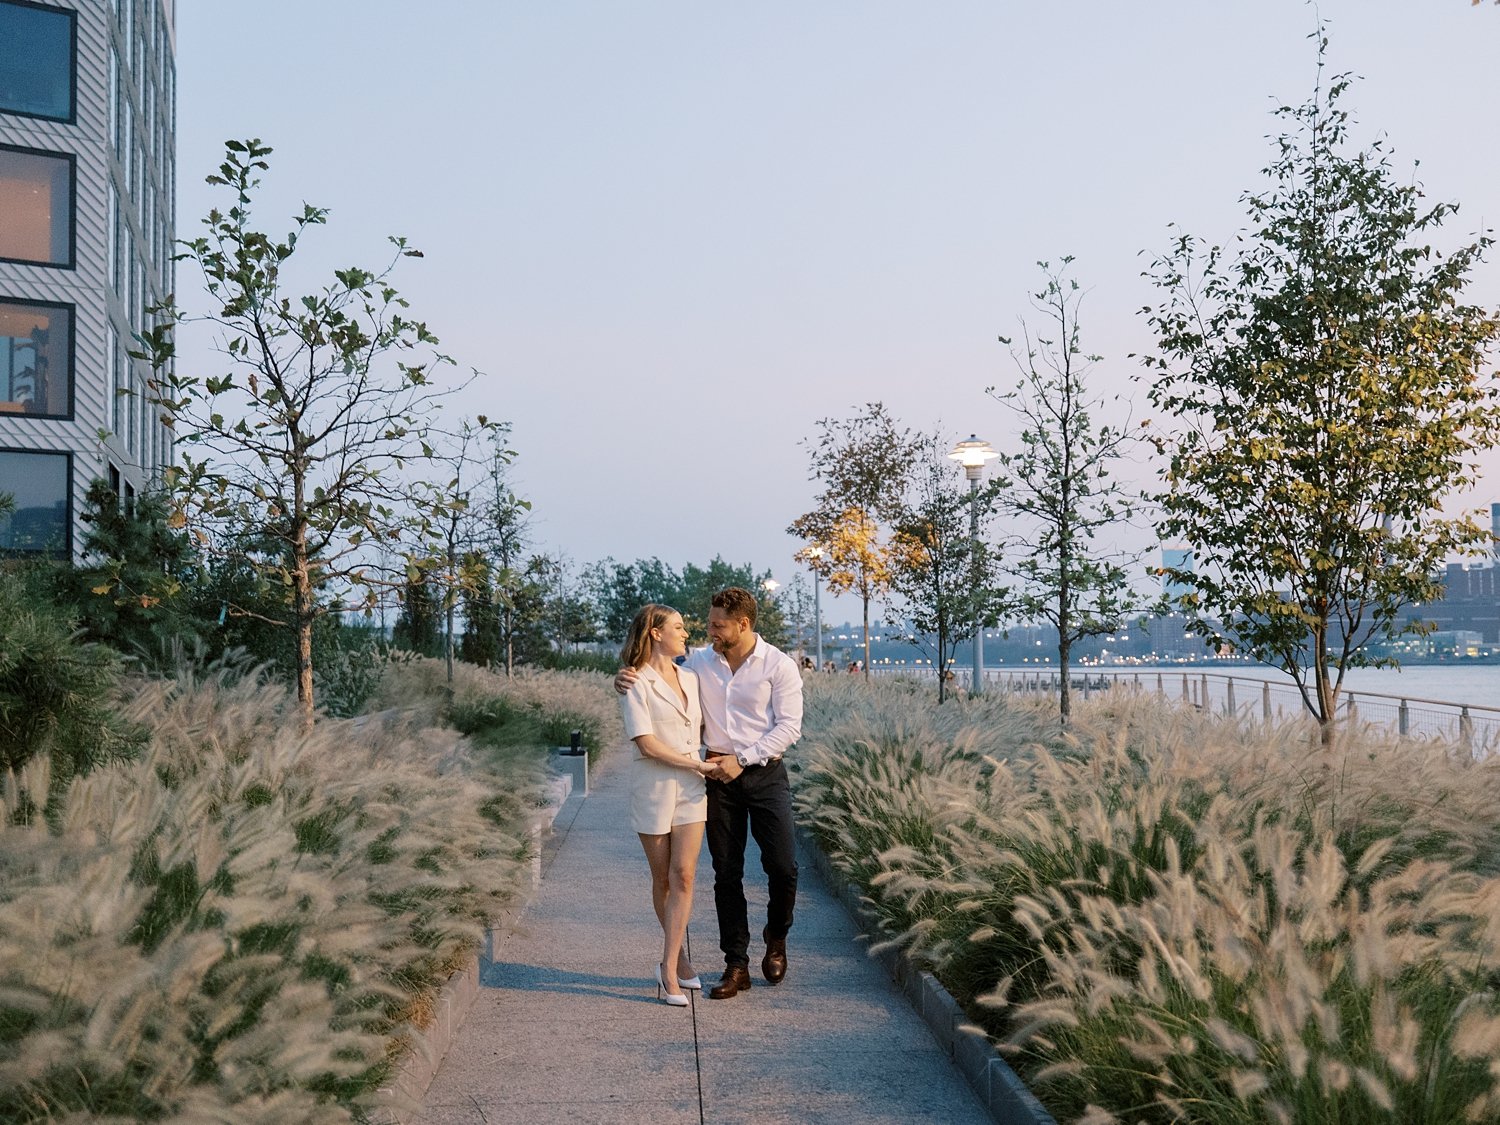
{"left": 415, "top": 750, "right": 993, "bottom": 1125}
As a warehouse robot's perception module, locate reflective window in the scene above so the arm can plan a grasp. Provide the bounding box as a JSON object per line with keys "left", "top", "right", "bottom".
{"left": 0, "top": 448, "right": 69, "bottom": 555}
{"left": 0, "top": 1, "right": 75, "bottom": 122}
{"left": 0, "top": 298, "right": 72, "bottom": 417}
{"left": 0, "top": 145, "right": 73, "bottom": 267}
{"left": 108, "top": 180, "right": 119, "bottom": 289}
{"left": 108, "top": 319, "right": 122, "bottom": 435}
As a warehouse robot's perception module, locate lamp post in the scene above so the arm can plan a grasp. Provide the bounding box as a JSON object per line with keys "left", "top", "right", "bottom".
{"left": 949, "top": 435, "right": 999, "bottom": 696}
{"left": 806, "top": 546, "right": 823, "bottom": 669}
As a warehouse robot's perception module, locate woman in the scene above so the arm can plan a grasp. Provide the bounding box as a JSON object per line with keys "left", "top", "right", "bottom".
{"left": 619, "top": 604, "right": 717, "bottom": 1006}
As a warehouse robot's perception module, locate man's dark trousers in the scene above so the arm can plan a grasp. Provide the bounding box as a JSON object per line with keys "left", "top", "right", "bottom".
{"left": 706, "top": 759, "right": 798, "bottom": 969}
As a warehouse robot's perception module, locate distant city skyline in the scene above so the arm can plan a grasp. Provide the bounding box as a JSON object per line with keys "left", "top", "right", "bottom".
{"left": 172, "top": 2, "right": 1500, "bottom": 620}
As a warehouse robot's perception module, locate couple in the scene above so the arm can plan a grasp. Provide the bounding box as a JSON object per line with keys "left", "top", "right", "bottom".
{"left": 616, "top": 587, "right": 804, "bottom": 1006}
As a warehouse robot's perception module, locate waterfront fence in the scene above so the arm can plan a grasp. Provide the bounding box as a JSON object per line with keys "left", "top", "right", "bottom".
{"left": 872, "top": 666, "right": 1500, "bottom": 753}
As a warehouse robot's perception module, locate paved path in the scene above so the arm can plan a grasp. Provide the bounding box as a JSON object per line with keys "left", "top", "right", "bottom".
{"left": 415, "top": 749, "right": 993, "bottom": 1125}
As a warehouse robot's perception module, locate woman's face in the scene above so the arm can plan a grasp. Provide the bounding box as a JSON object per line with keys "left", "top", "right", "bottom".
{"left": 652, "top": 612, "right": 688, "bottom": 658}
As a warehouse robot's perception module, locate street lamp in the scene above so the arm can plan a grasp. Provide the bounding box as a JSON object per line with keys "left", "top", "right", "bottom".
{"left": 949, "top": 435, "right": 999, "bottom": 695}
{"left": 806, "top": 546, "right": 824, "bottom": 669}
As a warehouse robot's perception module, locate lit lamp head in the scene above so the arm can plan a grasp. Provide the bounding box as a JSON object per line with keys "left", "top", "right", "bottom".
{"left": 761, "top": 577, "right": 780, "bottom": 598}
{"left": 949, "top": 435, "right": 999, "bottom": 481}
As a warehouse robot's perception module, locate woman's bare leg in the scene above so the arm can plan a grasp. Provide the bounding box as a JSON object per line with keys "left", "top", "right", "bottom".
{"left": 638, "top": 832, "right": 680, "bottom": 995}
{"left": 638, "top": 832, "right": 670, "bottom": 929}
{"left": 663, "top": 821, "right": 705, "bottom": 983}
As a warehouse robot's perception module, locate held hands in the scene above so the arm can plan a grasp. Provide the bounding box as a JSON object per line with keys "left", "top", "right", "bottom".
{"left": 701, "top": 752, "right": 743, "bottom": 783}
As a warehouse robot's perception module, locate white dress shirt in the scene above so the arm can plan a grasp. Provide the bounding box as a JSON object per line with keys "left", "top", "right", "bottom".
{"left": 683, "top": 635, "right": 803, "bottom": 767}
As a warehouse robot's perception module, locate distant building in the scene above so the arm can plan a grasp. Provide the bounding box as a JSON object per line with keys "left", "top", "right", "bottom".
{"left": 0, "top": 0, "right": 176, "bottom": 558}
{"left": 1414, "top": 562, "right": 1500, "bottom": 645}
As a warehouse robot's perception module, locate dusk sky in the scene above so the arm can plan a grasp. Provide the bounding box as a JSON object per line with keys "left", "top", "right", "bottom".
{"left": 174, "top": 2, "right": 1500, "bottom": 620}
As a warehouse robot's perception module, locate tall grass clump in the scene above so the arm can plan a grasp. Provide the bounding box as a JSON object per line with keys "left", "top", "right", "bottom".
{"left": 0, "top": 665, "right": 543, "bottom": 1123}
{"left": 376, "top": 657, "right": 621, "bottom": 766}
{"left": 794, "top": 676, "right": 1500, "bottom": 1123}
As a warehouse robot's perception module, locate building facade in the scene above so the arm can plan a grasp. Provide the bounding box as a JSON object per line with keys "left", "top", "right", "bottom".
{"left": 0, "top": 0, "right": 174, "bottom": 558}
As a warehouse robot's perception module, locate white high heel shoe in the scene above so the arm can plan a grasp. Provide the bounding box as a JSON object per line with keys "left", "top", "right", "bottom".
{"left": 677, "top": 969, "right": 702, "bottom": 990}
{"left": 656, "top": 964, "right": 689, "bottom": 1007}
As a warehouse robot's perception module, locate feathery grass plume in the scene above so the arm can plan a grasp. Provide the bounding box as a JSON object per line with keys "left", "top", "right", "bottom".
{"left": 0, "top": 659, "right": 557, "bottom": 1121}
{"left": 794, "top": 675, "right": 1500, "bottom": 1123}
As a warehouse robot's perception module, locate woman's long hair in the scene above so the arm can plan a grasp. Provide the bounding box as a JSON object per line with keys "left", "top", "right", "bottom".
{"left": 620, "top": 604, "right": 678, "bottom": 669}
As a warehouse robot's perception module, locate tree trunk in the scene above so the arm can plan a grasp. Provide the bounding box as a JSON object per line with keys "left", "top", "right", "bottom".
{"left": 292, "top": 538, "right": 315, "bottom": 733}
{"left": 861, "top": 594, "right": 871, "bottom": 678}
{"left": 937, "top": 622, "right": 947, "bottom": 704}
{"left": 1059, "top": 635, "right": 1072, "bottom": 726}
{"left": 1314, "top": 626, "right": 1336, "bottom": 748}
{"left": 445, "top": 596, "right": 455, "bottom": 685}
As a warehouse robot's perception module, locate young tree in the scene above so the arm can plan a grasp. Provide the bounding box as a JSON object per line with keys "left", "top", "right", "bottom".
{"left": 418, "top": 417, "right": 501, "bottom": 684}
{"left": 788, "top": 402, "right": 918, "bottom": 675}
{"left": 676, "top": 556, "right": 788, "bottom": 647}
{"left": 459, "top": 551, "right": 501, "bottom": 667}
{"left": 993, "top": 260, "right": 1149, "bottom": 724}
{"left": 1141, "top": 54, "right": 1500, "bottom": 744}
{"left": 586, "top": 555, "right": 680, "bottom": 644}
{"left": 139, "top": 140, "right": 467, "bottom": 726}
{"left": 474, "top": 430, "right": 532, "bottom": 676}
{"left": 66, "top": 479, "right": 197, "bottom": 665}
{"left": 391, "top": 564, "right": 440, "bottom": 655}
{"left": 886, "top": 431, "right": 1007, "bottom": 702}
{"left": 777, "top": 571, "right": 817, "bottom": 660}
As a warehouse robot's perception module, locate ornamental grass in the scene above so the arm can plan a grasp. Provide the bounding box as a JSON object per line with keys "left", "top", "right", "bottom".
{"left": 0, "top": 663, "right": 550, "bottom": 1123}
{"left": 372, "top": 657, "right": 621, "bottom": 766}
{"left": 794, "top": 676, "right": 1500, "bottom": 1123}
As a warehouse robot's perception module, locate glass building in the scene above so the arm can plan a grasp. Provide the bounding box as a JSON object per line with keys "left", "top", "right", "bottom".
{"left": 0, "top": 0, "right": 175, "bottom": 557}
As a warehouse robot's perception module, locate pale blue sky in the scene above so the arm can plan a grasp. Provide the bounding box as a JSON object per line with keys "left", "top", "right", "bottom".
{"left": 175, "top": 2, "right": 1500, "bottom": 617}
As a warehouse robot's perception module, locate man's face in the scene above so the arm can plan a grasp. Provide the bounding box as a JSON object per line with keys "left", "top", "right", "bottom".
{"left": 707, "top": 606, "right": 750, "bottom": 654}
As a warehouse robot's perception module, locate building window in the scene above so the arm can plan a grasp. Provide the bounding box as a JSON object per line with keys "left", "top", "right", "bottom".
{"left": 0, "top": 448, "right": 70, "bottom": 556}
{"left": 0, "top": 0, "right": 75, "bottom": 123}
{"left": 0, "top": 298, "right": 72, "bottom": 418}
{"left": 0, "top": 145, "right": 73, "bottom": 268}
{"left": 108, "top": 319, "right": 122, "bottom": 435}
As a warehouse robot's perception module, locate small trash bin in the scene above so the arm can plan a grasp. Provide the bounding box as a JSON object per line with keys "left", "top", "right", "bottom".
{"left": 552, "top": 729, "right": 588, "bottom": 796}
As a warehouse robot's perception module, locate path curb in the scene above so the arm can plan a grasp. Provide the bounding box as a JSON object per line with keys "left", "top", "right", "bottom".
{"left": 374, "top": 768, "right": 576, "bottom": 1124}
{"left": 796, "top": 824, "right": 1058, "bottom": 1125}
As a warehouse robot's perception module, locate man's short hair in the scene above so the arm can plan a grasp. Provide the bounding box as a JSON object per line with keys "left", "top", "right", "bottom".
{"left": 711, "top": 587, "right": 757, "bottom": 628}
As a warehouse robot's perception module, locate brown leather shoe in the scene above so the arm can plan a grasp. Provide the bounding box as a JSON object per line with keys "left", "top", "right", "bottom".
{"left": 762, "top": 938, "right": 787, "bottom": 985}
{"left": 709, "top": 966, "right": 752, "bottom": 999}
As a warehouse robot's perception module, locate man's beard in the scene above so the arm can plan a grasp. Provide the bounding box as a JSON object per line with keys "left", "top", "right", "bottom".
{"left": 710, "top": 635, "right": 733, "bottom": 654}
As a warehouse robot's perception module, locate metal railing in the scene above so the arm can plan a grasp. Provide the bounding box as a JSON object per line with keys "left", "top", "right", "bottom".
{"left": 872, "top": 666, "right": 1500, "bottom": 753}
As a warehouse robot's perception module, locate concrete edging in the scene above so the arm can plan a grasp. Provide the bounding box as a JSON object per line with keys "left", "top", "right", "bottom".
{"left": 795, "top": 824, "right": 1058, "bottom": 1125}
{"left": 374, "top": 768, "right": 576, "bottom": 1124}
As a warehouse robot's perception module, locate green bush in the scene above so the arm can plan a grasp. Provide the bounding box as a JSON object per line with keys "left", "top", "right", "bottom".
{"left": 0, "top": 563, "right": 144, "bottom": 806}
{"left": 535, "top": 648, "right": 619, "bottom": 675}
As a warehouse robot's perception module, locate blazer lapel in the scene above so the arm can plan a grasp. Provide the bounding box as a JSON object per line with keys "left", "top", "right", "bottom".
{"left": 643, "top": 666, "right": 691, "bottom": 719}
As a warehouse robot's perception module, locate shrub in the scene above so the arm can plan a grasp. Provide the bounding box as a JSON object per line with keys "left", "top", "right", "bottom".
{"left": 793, "top": 676, "right": 1500, "bottom": 1123}
{"left": 0, "top": 563, "right": 144, "bottom": 805}
{"left": 0, "top": 667, "right": 541, "bottom": 1122}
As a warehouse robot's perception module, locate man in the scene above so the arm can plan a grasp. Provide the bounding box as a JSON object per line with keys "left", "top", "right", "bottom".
{"left": 617, "top": 587, "right": 804, "bottom": 999}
